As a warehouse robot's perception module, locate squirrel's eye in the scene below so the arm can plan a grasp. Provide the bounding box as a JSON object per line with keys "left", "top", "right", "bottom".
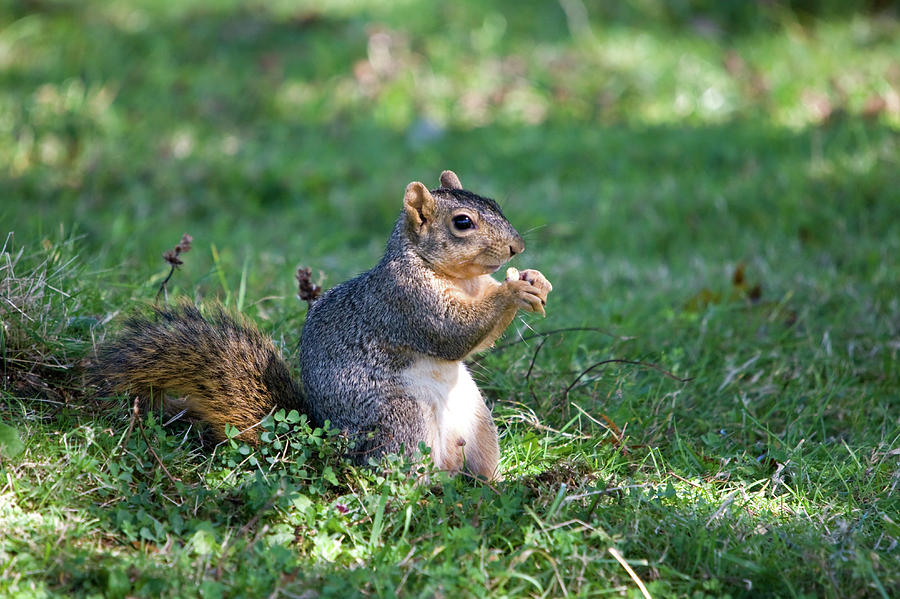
{"left": 452, "top": 214, "right": 474, "bottom": 231}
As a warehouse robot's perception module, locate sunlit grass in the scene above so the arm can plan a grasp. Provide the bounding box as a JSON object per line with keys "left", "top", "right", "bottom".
{"left": 1, "top": 1, "right": 898, "bottom": 597}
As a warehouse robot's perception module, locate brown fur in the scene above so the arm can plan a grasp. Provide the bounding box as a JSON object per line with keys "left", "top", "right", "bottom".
{"left": 93, "top": 303, "right": 307, "bottom": 440}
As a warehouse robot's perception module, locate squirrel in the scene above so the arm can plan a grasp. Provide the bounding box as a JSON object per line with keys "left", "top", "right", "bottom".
{"left": 94, "top": 170, "right": 552, "bottom": 481}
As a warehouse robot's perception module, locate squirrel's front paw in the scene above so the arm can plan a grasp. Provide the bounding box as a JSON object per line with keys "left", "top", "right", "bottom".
{"left": 505, "top": 268, "right": 553, "bottom": 316}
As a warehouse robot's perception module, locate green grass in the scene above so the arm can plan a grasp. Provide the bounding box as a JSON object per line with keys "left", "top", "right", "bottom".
{"left": 2, "top": 1, "right": 899, "bottom": 597}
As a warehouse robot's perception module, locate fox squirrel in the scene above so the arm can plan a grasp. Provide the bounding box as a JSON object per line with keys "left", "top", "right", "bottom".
{"left": 94, "top": 170, "right": 552, "bottom": 480}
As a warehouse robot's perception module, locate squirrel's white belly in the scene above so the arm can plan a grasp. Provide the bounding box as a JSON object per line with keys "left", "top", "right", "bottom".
{"left": 401, "top": 357, "right": 487, "bottom": 470}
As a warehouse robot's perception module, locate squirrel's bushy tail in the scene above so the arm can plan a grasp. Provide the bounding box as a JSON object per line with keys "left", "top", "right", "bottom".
{"left": 92, "top": 303, "right": 307, "bottom": 440}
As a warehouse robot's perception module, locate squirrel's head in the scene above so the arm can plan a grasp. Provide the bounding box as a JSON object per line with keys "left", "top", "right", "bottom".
{"left": 402, "top": 170, "right": 525, "bottom": 279}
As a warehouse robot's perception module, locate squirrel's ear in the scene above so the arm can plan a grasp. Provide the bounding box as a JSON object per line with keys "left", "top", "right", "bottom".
{"left": 404, "top": 182, "right": 436, "bottom": 231}
{"left": 440, "top": 170, "right": 463, "bottom": 190}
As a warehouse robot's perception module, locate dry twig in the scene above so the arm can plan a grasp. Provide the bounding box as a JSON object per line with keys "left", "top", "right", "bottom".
{"left": 156, "top": 234, "right": 192, "bottom": 303}
{"left": 296, "top": 266, "right": 322, "bottom": 307}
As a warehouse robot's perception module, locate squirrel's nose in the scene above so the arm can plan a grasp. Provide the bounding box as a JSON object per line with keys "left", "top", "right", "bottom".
{"left": 509, "top": 235, "right": 525, "bottom": 256}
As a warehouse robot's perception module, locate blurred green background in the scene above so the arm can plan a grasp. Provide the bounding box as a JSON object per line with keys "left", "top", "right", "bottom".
{"left": 3, "top": 0, "right": 898, "bottom": 295}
